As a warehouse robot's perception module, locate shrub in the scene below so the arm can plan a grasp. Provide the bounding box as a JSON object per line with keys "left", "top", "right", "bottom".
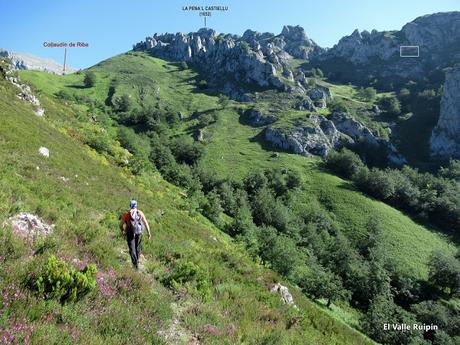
{"left": 55, "top": 90, "right": 74, "bottom": 101}
{"left": 83, "top": 71, "right": 96, "bottom": 88}
{"left": 428, "top": 251, "right": 460, "bottom": 297}
{"left": 170, "top": 136, "right": 203, "bottom": 165}
{"left": 328, "top": 99, "right": 348, "bottom": 112}
{"left": 302, "top": 263, "right": 348, "bottom": 308}
{"left": 379, "top": 95, "right": 401, "bottom": 117}
{"left": 113, "top": 94, "right": 133, "bottom": 112}
{"left": 358, "top": 168, "right": 396, "bottom": 201}
{"left": 161, "top": 260, "right": 210, "bottom": 300}
{"left": 198, "top": 112, "right": 218, "bottom": 127}
{"left": 218, "top": 95, "right": 230, "bottom": 109}
{"left": 325, "top": 148, "right": 364, "bottom": 179}
{"left": 35, "top": 255, "right": 97, "bottom": 303}
{"left": 202, "top": 189, "right": 224, "bottom": 227}
{"left": 197, "top": 80, "right": 208, "bottom": 90}
{"left": 357, "top": 87, "right": 377, "bottom": 102}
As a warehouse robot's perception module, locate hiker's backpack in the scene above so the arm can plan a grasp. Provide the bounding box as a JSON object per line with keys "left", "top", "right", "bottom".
{"left": 129, "top": 210, "right": 144, "bottom": 235}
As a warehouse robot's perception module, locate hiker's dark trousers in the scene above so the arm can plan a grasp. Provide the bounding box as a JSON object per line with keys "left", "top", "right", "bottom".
{"left": 126, "top": 230, "right": 142, "bottom": 267}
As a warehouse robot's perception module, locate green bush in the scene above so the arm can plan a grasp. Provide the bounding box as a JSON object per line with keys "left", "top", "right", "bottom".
{"left": 325, "top": 148, "right": 364, "bottom": 179}
{"left": 35, "top": 255, "right": 97, "bottom": 303}
{"left": 356, "top": 87, "right": 377, "bottom": 102}
{"left": 328, "top": 99, "right": 348, "bottom": 113}
{"left": 379, "top": 95, "right": 401, "bottom": 117}
{"left": 197, "top": 80, "right": 208, "bottom": 90}
{"left": 83, "top": 71, "right": 96, "bottom": 88}
{"left": 161, "top": 259, "right": 210, "bottom": 300}
{"left": 55, "top": 90, "right": 74, "bottom": 101}
{"left": 113, "top": 94, "right": 133, "bottom": 112}
{"left": 428, "top": 251, "right": 460, "bottom": 297}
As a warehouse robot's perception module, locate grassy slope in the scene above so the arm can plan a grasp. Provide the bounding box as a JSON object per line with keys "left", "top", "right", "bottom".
{"left": 0, "top": 62, "right": 375, "bottom": 344}
{"left": 17, "top": 51, "right": 456, "bottom": 331}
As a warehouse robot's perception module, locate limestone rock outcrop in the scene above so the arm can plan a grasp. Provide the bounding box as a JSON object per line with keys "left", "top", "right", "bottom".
{"left": 134, "top": 26, "right": 323, "bottom": 96}
{"left": 0, "top": 48, "right": 75, "bottom": 74}
{"left": 430, "top": 65, "right": 460, "bottom": 158}
{"left": 315, "top": 12, "right": 460, "bottom": 80}
{"left": 2, "top": 213, "right": 54, "bottom": 239}
{"left": 2, "top": 58, "right": 46, "bottom": 116}
{"left": 265, "top": 115, "right": 341, "bottom": 157}
{"left": 265, "top": 112, "right": 406, "bottom": 165}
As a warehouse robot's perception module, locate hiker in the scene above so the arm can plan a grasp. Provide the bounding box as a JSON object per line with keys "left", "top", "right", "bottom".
{"left": 119, "top": 200, "right": 151, "bottom": 269}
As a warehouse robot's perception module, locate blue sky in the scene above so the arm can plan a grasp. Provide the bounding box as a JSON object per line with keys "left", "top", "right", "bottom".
{"left": 1, "top": 0, "right": 458, "bottom": 68}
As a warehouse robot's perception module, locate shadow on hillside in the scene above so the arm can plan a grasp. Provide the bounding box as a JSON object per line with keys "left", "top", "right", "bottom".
{"left": 67, "top": 84, "right": 87, "bottom": 89}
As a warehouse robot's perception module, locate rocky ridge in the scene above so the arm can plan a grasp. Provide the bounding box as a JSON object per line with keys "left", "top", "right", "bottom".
{"left": 0, "top": 49, "right": 75, "bottom": 75}
{"left": 133, "top": 26, "right": 323, "bottom": 97}
{"left": 430, "top": 65, "right": 460, "bottom": 158}
{"left": 315, "top": 12, "right": 460, "bottom": 80}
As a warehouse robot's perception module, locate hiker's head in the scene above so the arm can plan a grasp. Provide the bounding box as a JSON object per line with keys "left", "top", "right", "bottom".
{"left": 130, "top": 200, "right": 137, "bottom": 209}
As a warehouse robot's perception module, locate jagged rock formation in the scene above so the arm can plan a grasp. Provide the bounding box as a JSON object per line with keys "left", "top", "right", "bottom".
{"left": 315, "top": 11, "right": 460, "bottom": 81}
{"left": 2, "top": 213, "right": 54, "bottom": 239}
{"left": 265, "top": 112, "right": 406, "bottom": 165}
{"left": 0, "top": 49, "right": 75, "bottom": 74}
{"left": 1, "top": 58, "right": 46, "bottom": 116}
{"left": 430, "top": 65, "right": 460, "bottom": 158}
{"left": 242, "top": 25, "right": 325, "bottom": 60}
{"left": 133, "top": 27, "right": 323, "bottom": 97}
{"left": 265, "top": 115, "right": 340, "bottom": 157}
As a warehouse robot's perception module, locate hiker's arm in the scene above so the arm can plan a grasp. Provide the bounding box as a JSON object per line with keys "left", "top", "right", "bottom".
{"left": 119, "top": 218, "right": 125, "bottom": 234}
{"left": 140, "top": 212, "right": 151, "bottom": 237}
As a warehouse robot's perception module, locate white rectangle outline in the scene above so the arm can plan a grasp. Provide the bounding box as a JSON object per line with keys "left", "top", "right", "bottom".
{"left": 400, "top": 45, "right": 419, "bottom": 58}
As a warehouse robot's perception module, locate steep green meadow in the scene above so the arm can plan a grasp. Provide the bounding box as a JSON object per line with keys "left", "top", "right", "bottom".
{"left": 15, "top": 51, "right": 458, "bottom": 341}
{"left": 0, "top": 58, "right": 378, "bottom": 344}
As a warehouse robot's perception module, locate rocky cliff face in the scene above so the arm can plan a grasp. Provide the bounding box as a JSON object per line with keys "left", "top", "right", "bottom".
{"left": 315, "top": 11, "right": 460, "bottom": 81}
{"left": 265, "top": 112, "right": 406, "bottom": 165}
{"left": 0, "top": 49, "right": 75, "bottom": 74}
{"left": 133, "top": 27, "right": 323, "bottom": 97}
{"left": 430, "top": 65, "right": 460, "bottom": 158}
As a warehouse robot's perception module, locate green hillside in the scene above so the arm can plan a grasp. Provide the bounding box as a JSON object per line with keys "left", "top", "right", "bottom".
{"left": 10, "top": 51, "right": 460, "bottom": 344}
{"left": 19, "top": 52, "right": 455, "bottom": 279}
{"left": 0, "top": 59, "right": 376, "bottom": 344}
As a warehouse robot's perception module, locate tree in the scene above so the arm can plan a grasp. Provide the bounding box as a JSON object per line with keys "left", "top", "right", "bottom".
{"left": 363, "top": 292, "right": 419, "bottom": 345}
{"left": 379, "top": 95, "right": 401, "bottom": 117}
{"left": 113, "top": 94, "right": 132, "bottom": 112}
{"left": 169, "top": 136, "right": 203, "bottom": 165}
{"left": 240, "top": 41, "right": 249, "bottom": 51}
{"left": 428, "top": 251, "right": 460, "bottom": 296}
{"left": 83, "top": 71, "right": 96, "bottom": 88}
{"left": 198, "top": 80, "right": 208, "bottom": 90}
{"left": 328, "top": 99, "right": 348, "bottom": 113}
{"left": 359, "top": 168, "right": 396, "bottom": 201}
{"left": 202, "top": 189, "right": 223, "bottom": 227}
{"left": 325, "top": 148, "right": 364, "bottom": 179}
{"left": 218, "top": 95, "right": 230, "bottom": 109}
{"left": 357, "top": 87, "right": 377, "bottom": 102}
{"left": 302, "top": 263, "right": 348, "bottom": 308}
